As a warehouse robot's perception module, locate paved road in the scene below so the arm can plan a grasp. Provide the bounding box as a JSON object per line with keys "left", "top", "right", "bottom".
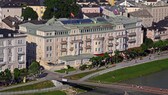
{"left": 79, "top": 52, "right": 168, "bottom": 81}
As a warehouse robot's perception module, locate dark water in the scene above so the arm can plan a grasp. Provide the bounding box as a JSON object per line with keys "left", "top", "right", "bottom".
{"left": 79, "top": 70, "right": 168, "bottom": 95}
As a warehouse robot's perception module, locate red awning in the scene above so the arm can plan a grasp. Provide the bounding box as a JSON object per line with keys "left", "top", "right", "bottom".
{"left": 94, "top": 53, "right": 104, "bottom": 57}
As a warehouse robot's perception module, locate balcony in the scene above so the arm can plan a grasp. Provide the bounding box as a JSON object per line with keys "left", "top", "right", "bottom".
{"left": 71, "top": 39, "right": 83, "bottom": 44}
{"left": 85, "top": 45, "right": 91, "bottom": 49}
{"left": 79, "top": 47, "right": 83, "bottom": 50}
{"left": 70, "top": 47, "right": 74, "bottom": 51}
{"left": 108, "top": 36, "right": 114, "bottom": 40}
{"left": 94, "top": 37, "right": 104, "bottom": 40}
{"left": 61, "top": 41, "right": 67, "bottom": 45}
{"left": 115, "top": 42, "right": 119, "bottom": 46}
{"left": 128, "top": 39, "right": 136, "bottom": 43}
{"left": 108, "top": 43, "right": 113, "bottom": 47}
{"left": 86, "top": 38, "right": 91, "bottom": 42}
{"left": 128, "top": 32, "right": 136, "bottom": 37}
{"left": 18, "top": 61, "right": 25, "bottom": 64}
{"left": 154, "top": 35, "right": 160, "bottom": 39}
{"left": 0, "top": 62, "right": 6, "bottom": 67}
{"left": 18, "top": 52, "right": 25, "bottom": 55}
{"left": 61, "top": 48, "right": 67, "bottom": 52}
{"left": 116, "top": 35, "right": 127, "bottom": 39}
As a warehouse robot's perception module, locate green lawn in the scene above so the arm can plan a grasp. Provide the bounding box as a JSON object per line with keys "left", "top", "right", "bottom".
{"left": 2, "top": 81, "right": 55, "bottom": 92}
{"left": 89, "top": 58, "right": 168, "bottom": 83}
{"left": 55, "top": 67, "right": 76, "bottom": 73}
{"left": 21, "top": 90, "right": 66, "bottom": 95}
{"left": 65, "top": 69, "right": 104, "bottom": 80}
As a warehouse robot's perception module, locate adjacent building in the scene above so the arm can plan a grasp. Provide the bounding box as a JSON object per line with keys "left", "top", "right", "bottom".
{"left": 28, "top": 6, "right": 46, "bottom": 20}
{"left": 0, "top": 29, "right": 26, "bottom": 72}
{"left": 129, "top": 9, "right": 153, "bottom": 27}
{"left": 19, "top": 16, "right": 143, "bottom": 70}
{"left": 0, "top": 3, "right": 22, "bottom": 28}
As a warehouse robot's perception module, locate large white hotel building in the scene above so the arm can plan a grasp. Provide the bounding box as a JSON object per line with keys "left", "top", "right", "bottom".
{"left": 19, "top": 16, "right": 143, "bottom": 69}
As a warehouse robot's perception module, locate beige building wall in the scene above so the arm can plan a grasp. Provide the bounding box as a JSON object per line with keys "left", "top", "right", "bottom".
{"left": 0, "top": 32, "right": 26, "bottom": 72}
{"left": 146, "top": 6, "right": 168, "bottom": 23}
{"left": 127, "top": 7, "right": 141, "bottom": 13}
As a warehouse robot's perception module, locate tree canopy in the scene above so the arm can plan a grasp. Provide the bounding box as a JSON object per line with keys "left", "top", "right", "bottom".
{"left": 14, "top": 68, "right": 21, "bottom": 81}
{"left": 43, "top": 0, "right": 80, "bottom": 19}
{"left": 22, "top": 7, "right": 38, "bottom": 20}
{"left": 28, "top": 61, "right": 40, "bottom": 76}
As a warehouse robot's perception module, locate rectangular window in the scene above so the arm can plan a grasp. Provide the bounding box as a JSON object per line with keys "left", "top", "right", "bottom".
{"left": 8, "top": 40, "right": 12, "bottom": 45}
{"left": 9, "top": 57, "right": 11, "bottom": 62}
{"left": 50, "top": 46, "right": 52, "bottom": 51}
{"left": 18, "top": 40, "right": 23, "bottom": 44}
{"left": 18, "top": 55, "right": 23, "bottom": 62}
{"left": 8, "top": 48, "right": 12, "bottom": 54}
{"left": 18, "top": 48, "right": 22, "bottom": 52}
{"left": 0, "top": 49, "right": 3, "bottom": 54}
{"left": 0, "top": 58, "right": 3, "bottom": 62}
{"left": 0, "top": 41, "right": 3, "bottom": 46}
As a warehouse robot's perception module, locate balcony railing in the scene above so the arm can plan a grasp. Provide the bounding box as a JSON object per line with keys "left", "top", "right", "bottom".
{"left": 116, "top": 35, "right": 127, "bottom": 39}
{"left": 128, "top": 32, "right": 136, "bottom": 37}
{"left": 79, "top": 47, "right": 83, "bottom": 50}
{"left": 71, "top": 39, "right": 83, "bottom": 44}
{"left": 70, "top": 47, "right": 74, "bottom": 51}
{"left": 18, "top": 61, "right": 25, "bottom": 64}
{"left": 94, "top": 37, "right": 104, "bottom": 40}
{"left": 61, "top": 48, "right": 67, "bottom": 52}
{"left": 154, "top": 35, "right": 160, "bottom": 39}
{"left": 108, "top": 43, "right": 113, "bottom": 47}
{"left": 86, "top": 38, "right": 91, "bottom": 42}
{"left": 18, "top": 52, "right": 25, "bottom": 55}
{"left": 128, "top": 39, "right": 136, "bottom": 43}
{"left": 85, "top": 45, "right": 91, "bottom": 49}
{"left": 115, "top": 42, "right": 119, "bottom": 46}
{"left": 61, "top": 41, "right": 67, "bottom": 45}
{"left": 108, "top": 36, "right": 114, "bottom": 40}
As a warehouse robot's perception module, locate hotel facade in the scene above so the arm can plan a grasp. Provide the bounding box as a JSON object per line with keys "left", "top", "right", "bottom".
{"left": 19, "top": 16, "right": 143, "bottom": 69}
{"left": 0, "top": 29, "right": 26, "bottom": 72}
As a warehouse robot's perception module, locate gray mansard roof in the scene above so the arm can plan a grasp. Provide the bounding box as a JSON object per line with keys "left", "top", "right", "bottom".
{"left": 19, "top": 16, "right": 141, "bottom": 36}
{"left": 129, "top": 9, "right": 153, "bottom": 18}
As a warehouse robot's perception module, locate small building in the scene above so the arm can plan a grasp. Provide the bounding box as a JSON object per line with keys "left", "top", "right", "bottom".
{"left": 103, "top": 6, "right": 126, "bottom": 17}
{"left": 0, "top": 29, "right": 26, "bottom": 72}
{"left": 0, "top": 2, "right": 22, "bottom": 28}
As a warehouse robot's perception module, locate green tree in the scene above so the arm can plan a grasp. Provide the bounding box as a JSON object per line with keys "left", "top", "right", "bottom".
{"left": 79, "top": 64, "right": 87, "bottom": 71}
{"left": 4, "top": 69, "right": 12, "bottom": 83}
{"left": 0, "top": 71, "right": 5, "bottom": 83}
{"left": 103, "top": 52, "right": 110, "bottom": 66}
{"left": 28, "top": 61, "right": 40, "bottom": 76}
{"left": 89, "top": 57, "right": 97, "bottom": 68}
{"left": 141, "top": 38, "right": 154, "bottom": 50}
{"left": 22, "top": 7, "right": 38, "bottom": 20}
{"left": 43, "top": 0, "right": 80, "bottom": 19}
{"left": 14, "top": 68, "right": 21, "bottom": 82}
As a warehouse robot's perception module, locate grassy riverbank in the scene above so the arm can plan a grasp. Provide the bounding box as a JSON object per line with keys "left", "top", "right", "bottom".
{"left": 21, "top": 90, "right": 66, "bottom": 95}
{"left": 1, "top": 81, "right": 54, "bottom": 92}
{"left": 89, "top": 58, "right": 168, "bottom": 83}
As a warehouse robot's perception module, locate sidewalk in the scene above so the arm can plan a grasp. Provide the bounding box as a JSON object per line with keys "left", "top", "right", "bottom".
{"left": 0, "top": 78, "right": 46, "bottom": 91}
